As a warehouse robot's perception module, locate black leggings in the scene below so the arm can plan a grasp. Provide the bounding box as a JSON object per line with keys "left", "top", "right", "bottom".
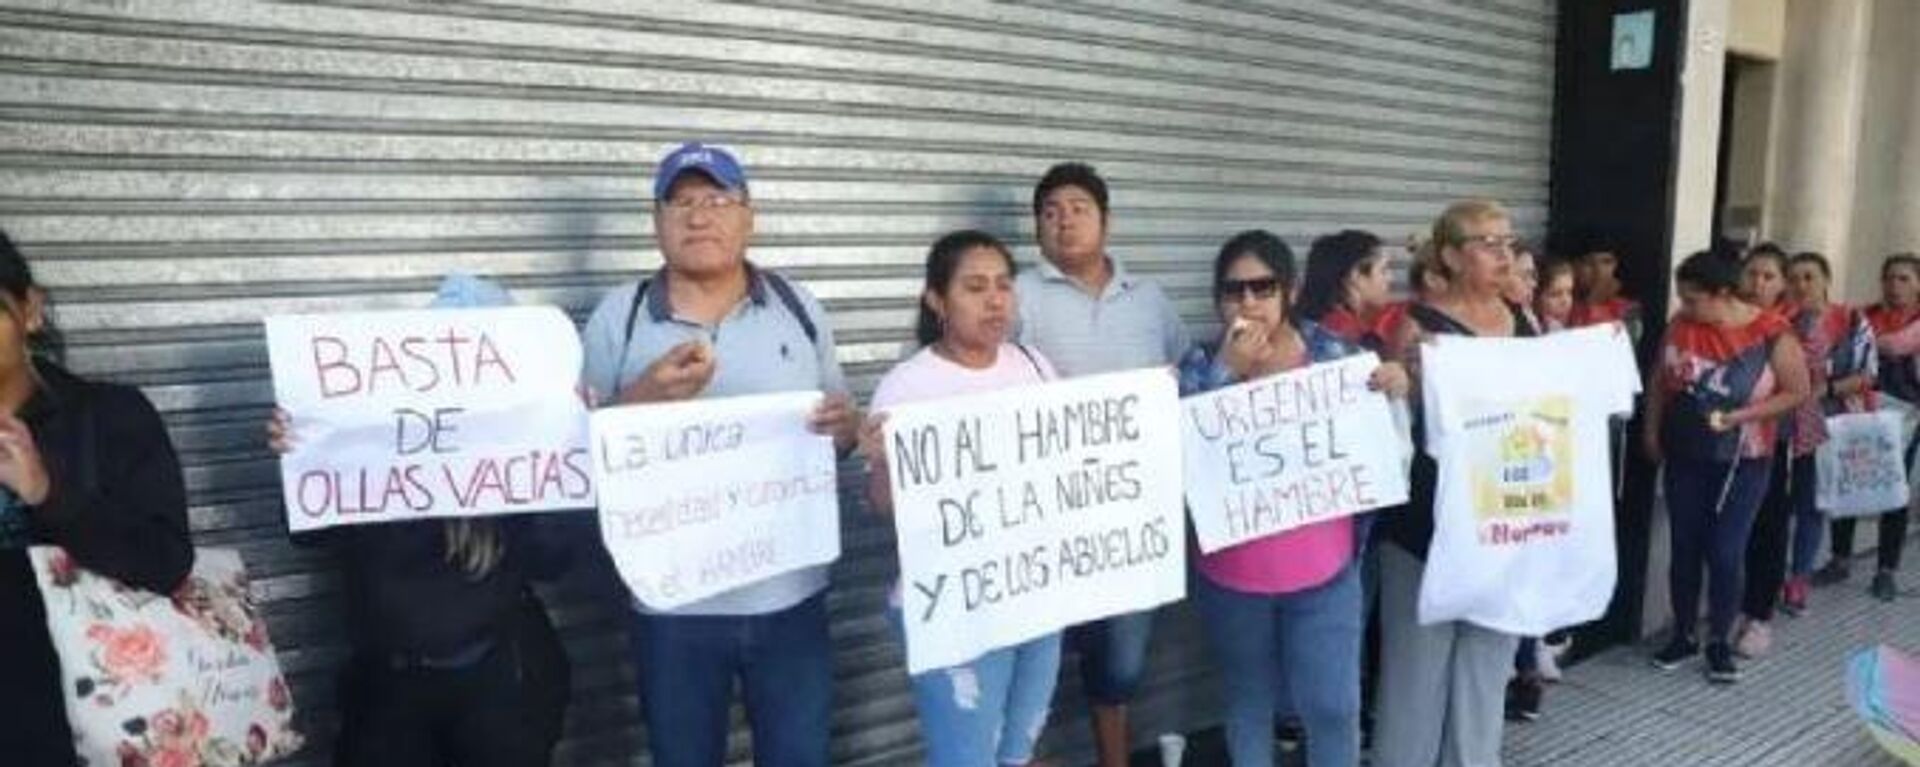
{"left": 1743, "top": 453, "right": 1810, "bottom": 621}
{"left": 1829, "top": 510, "right": 1911, "bottom": 571}
{"left": 333, "top": 598, "right": 570, "bottom": 767}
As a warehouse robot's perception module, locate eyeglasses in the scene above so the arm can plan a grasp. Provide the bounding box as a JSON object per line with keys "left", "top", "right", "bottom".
{"left": 661, "top": 194, "right": 747, "bottom": 216}
{"left": 1459, "top": 234, "right": 1519, "bottom": 252}
{"left": 1216, "top": 277, "right": 1281, "bottom": 301}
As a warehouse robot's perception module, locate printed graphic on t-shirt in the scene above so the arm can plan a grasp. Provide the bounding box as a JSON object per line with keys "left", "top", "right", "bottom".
{"left": 1461, "top": 397, "right": 1574, "bottom": 539}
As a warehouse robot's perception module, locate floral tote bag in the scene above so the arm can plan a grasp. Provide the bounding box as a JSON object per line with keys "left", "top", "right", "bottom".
{"left": 29, "top": 546, "right": 304, "bottom": 767}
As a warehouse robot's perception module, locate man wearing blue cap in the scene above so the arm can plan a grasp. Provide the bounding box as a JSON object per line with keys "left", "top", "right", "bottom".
{"left": 580, "top": 142, "right": 858, "bottom": 767}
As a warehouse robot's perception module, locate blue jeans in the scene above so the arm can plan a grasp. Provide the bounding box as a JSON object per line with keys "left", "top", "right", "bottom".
{"left": 1789, "top": 457, "right": 1826, "bottom": 575}
{"left": 1069, "top": 610, "right": 1154, "bottom": 706}
{"left": 1196, "top": 564, "right": 1364, "bottom": 767}
{"left": 892, "top": 610, "right": 1061, "bottom": 767}
{"left": 630, "top": 594, "right": 833, "bottom": 767}
{"left": 1665, "top": 458, "right": 1772, "bottom": 643}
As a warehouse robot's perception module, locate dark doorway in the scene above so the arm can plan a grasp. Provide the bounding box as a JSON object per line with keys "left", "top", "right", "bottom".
{"left": 1548, "top": 0, "right": 1684, "bottom": 653}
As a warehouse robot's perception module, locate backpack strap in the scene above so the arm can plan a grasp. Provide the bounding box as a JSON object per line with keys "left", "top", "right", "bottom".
{"left": 621, "top": 278, "right": 653, "bottom": 348}
{"left": 1012, "top": 343, "right": 1047, "bottom": 381}
{"left": 611, "top": 277, "right": 653, "bottom": 397}
{"left": 762, "top": 271, "right": 820, "bottom": 347}
{"left": 611, "top": 272, "right": 823, "bottom": 394}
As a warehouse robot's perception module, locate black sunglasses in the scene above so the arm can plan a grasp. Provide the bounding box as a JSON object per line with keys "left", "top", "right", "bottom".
{"left": 1216, "top": 277, "right": 1282, "bottom": 300}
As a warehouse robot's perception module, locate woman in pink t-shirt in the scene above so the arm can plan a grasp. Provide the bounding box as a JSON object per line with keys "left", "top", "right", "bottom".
{"left": 859, "top": 230, "right": 1059, "bottom": 767}
{"left": 1177, "top": 229, "right": 1406, "bottom": 767}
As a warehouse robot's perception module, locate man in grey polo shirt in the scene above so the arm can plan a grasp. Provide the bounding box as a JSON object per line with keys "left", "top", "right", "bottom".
{"left": 580, "top": 142, "right": 857, "bottom": 767}
{"left": 1016, "top": 162, "right": 1189, "bottom": 767}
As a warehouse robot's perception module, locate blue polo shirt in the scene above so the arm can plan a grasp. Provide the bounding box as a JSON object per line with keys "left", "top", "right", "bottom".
{"left": 581, "top": 264, "right": 847, "bottom": 616}
{"left": 1015, "top": 256, "right": 1190, "bottom": 377}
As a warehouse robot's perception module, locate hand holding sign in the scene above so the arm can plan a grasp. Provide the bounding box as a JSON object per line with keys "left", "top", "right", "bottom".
{"left": 618, "top": 341, "right": 717, "bottom": 405}
{"left": 1369, "top": 361, "right": 1411, "bottom": 400}
{"left": 808, "top": 391, "right": 860, "bottom": 454}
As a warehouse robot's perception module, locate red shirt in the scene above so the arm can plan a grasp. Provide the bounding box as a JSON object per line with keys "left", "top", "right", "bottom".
{"left": 1866, "top": 302, "right": 1920, "bottom": 401}
{"left": 1754, "top": 299, "right": 1793, "bottom": 325}
{"left": 1569, "top": 296, "right": 1639, "bottom": 328}
{"left": 1318, "top": 305, "right": 1375, "bottom": 349}
{"left": 1373, "top": 301, "right": 1413, "bottom": 347}
{"left": 1659, "top": 310, "right": 1792, "bottom": 459}
{"left": 1864, "top": 303, "right": 1920, "bottom": 339}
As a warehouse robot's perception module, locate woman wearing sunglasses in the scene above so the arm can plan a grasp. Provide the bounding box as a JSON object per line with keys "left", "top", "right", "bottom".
{"left": 1178, "top": 230, "right": 1406, "bottom": 767}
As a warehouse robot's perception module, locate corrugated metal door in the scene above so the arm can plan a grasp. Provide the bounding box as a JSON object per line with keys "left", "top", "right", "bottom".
{"left": 0, "top": 1, "right": 1555, "bottom": 763}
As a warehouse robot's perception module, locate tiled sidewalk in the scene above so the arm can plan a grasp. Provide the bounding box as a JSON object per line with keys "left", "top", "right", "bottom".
{"left": 1505, "top": 548, "right": 1919, "bottom": 766}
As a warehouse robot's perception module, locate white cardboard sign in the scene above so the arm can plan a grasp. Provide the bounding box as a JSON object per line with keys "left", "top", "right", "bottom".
{"left": 591, "top": 391, "right": 842, "bottom": 610}
{"left": 264, "top": 307, "right": 593, "bottom": 532}
{"left": 884, "top": 368, "right": 1186, "bottom": 674}
{"left": 1180, "top": 353, "right": 1408, "bottom": 553}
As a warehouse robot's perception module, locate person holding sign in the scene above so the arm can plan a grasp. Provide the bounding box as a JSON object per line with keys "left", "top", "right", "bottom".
{"left": 266, "top": 274, "right": 576, "bottom": 767}
{"left": 861, "top": 230, "right": 1063, "bottom": 767}
{"left": 0, "top": 230, "right": 195, "bottom": 767}
{"left": 1374, "top": 200, "right": 1538, "bottom": 767}
{"left": 579, "top": 142, "right": 858, "bottom": 767}
{"left": 1822, "top": 253, "right": 1920, "bottom": 601}
{"left": 1296, "top": 229, "right": 1396, "bottom": 352}
{"left": 1295, "top": 229, "right": 1412, "bottom": 739}
{"left": 1015, "top": 162, "right": 1189, "bottom": 767}
{"left": 1177, "top": 230, "right": 1407, "bottom": 767}
{"left": 1645, "top": 250, "right": 1808, "bottom": 684}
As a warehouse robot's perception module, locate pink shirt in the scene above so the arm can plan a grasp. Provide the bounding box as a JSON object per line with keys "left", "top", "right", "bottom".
{"left": 1183, "top": 342, "right": 1354, "bottom": 596}
{"left": 871, "top": 343, "right": 1055, "bottom": 411}
{"left": 1196, "top": 495, "right": 1354, "bottom": 596}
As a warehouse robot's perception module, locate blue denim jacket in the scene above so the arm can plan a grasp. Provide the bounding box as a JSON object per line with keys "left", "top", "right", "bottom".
{"left": 1177, "top": 319, "right": 1380, "bottom": 554}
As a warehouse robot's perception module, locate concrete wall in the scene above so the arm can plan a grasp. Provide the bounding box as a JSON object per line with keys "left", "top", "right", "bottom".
{"left": 1721, "top": 59, "right": 1777, "bottom": 244}
{"left": 1846, "top": 0, "right": 1918, "bottom": 300}
{"left": 1729, "top": 0, "right": 1785, "bottom": 58}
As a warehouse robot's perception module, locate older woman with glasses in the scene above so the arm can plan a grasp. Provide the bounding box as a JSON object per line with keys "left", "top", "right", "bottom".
{"left": 1374, "top": 200, "right": 1539, "bottom": 767}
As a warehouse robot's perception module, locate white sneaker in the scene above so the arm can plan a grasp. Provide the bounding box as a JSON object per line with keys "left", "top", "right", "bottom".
{"left": 1536, "top": 638, "right": 1564, "bottom": 682}
{"left": 1734, "top": 620, "right": 1772, "bottom": 659}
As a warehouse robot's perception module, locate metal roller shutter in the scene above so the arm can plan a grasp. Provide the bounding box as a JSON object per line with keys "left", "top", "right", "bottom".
{"left": 0, "top": 1, "right": 1554, "bottom": 763}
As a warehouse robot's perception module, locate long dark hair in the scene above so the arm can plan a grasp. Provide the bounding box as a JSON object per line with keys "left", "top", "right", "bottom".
{"left": 1213, "top": 229, "right": 1297, "bottom": 304}
{"left": 915, "top": 230, "right": 1017, "bottom": 347}
{"left": 0, "top": 229, "right": 62, "bottom": 363}
{"left": 1295, "top": 229, "right": 1382, "bottom": 322}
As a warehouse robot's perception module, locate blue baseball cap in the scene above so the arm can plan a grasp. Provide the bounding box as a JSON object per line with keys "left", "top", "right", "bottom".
{"left": 428, "top": 272, "right": 515, "bottom": 309}
{"left": 652, "top": 142, "right": 748, "bottom": 202}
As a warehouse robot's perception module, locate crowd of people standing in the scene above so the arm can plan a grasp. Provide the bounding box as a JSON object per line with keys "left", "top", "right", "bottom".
{"left": 0, "top": 141, "right": 1912, "bottom": 767}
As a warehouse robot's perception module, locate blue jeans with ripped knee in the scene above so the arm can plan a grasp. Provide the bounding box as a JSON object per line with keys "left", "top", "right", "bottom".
{"left": 892, "top": 609, "right": 1061, "bottom": 767}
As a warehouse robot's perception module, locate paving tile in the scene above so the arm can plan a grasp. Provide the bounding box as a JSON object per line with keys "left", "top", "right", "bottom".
{"left": 1504, "top": 539, "right": 1918, "bottom": 766}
